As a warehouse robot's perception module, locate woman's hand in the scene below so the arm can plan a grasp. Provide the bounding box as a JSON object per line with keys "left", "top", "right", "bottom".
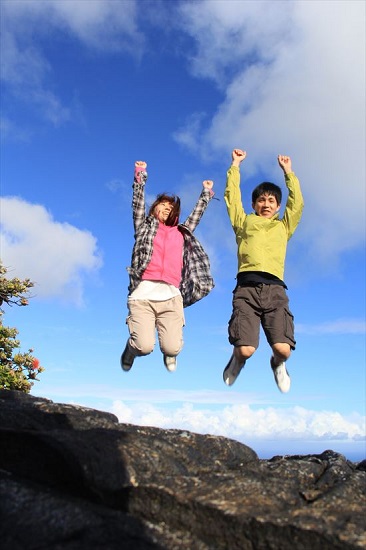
{"left": 135, "top": 161, "right": 147, "bottom": 169}
{"left": 202, "top": 179, "right": 214, "bottom": 190}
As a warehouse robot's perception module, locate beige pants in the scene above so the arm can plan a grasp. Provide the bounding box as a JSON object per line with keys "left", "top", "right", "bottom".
{"left": 126, "top": 295, "right": 185, "bottom": 357}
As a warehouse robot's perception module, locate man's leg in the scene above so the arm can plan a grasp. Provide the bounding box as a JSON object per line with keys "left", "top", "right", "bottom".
{"left": 262, "top": 286, "right": 295, "bottom": 393}
{"left": 272, "top": 342, "right": 291, "bottom": 365}
{"left": 224, "top": 286, "right": 260, "bottom": 386}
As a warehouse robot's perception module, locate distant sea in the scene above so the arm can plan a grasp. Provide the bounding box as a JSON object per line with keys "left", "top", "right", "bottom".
{"left": 243, "top": 439, "right": 366, "bottom": 463}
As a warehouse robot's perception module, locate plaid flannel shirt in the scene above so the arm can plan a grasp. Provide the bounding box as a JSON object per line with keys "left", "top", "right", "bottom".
{"left": 127, "top": 169, "right": 214, "bottom": 307}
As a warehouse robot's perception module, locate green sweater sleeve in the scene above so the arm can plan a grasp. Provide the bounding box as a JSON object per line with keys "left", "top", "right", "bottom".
{"left": 224, "top": 165, "right": 246, "bottom": 232}
{"left": 282, "top": 172, "right": 304, "bottom": 239}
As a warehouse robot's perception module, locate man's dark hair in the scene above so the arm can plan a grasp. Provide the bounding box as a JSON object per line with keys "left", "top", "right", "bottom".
{"left": 148, "top": 194, "right": 181, "bottom": 226}
{"left": 252, "top": 182, "right": 282, "bottom": 205}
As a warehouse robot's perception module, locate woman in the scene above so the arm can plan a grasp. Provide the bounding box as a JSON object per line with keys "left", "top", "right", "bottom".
{"left": 121, "top": 160, "right": 215, "bottom": 373}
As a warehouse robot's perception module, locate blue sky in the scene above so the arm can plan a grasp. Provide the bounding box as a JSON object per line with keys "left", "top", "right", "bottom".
{"left": 1, "top": 0, "right": 365, "bottom": 461}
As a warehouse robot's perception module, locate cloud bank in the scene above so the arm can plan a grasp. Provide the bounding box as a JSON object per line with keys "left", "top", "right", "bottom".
{"left": 112, "top": 399, "right": 365, "bottom": 443}
{"left": 33, "top": 383, "right": 365, "bottom": 447}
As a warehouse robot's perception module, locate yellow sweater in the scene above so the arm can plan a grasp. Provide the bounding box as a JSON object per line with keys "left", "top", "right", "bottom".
{"left": 224, "top": 165, "right": 304, "bottom": 281}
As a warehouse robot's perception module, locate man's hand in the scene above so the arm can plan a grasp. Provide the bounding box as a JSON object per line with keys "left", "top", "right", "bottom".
{"left": 232, "top": 149, "right": 247, "bottom": 167}
{"left": 135, "top": 161, "right": 147, "bottom": 169}
{"left": 278, "top": 155, "right": 292, "bottom": 174}
{"left": 202, "top": 180, "right": 214, "bottom": 190}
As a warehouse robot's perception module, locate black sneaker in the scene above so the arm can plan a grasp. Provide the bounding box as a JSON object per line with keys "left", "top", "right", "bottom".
{"left": 163, "top": 355, "right": 177, "bottom": 372}
{"left": 121, "top": 343, "right": 135, "bottom": 372}
{"left": 223, "top": 354, "right": 246, "bottom": 386}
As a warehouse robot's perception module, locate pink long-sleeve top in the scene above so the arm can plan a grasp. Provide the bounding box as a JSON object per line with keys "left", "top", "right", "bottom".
{"left": 142, "top": 222, "right": 184, "bottom": 288}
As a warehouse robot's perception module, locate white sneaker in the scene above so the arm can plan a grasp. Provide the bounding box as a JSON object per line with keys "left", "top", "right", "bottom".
{"left": 271, "top": 357, "right": 291, "bottom": 393}
{"left": 223, "top": 354, "right": 246, "bottom": 386}
{"left": 163, "top": 355, "right": 177, "bottom": 372}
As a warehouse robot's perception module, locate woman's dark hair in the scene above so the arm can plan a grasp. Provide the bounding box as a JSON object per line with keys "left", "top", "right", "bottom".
{"left": 252, "top": 182, "right": 282, "bottom": 205}
{"left": 148, "top": 193, "right": 181, "bottom": 226}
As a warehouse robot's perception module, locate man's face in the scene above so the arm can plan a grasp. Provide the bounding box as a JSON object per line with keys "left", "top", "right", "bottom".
{"left": 252, "top": 193, "right": 280, "bottom": 218}
{"left": 154, "top": 201, "right": 173, "bottom": 223}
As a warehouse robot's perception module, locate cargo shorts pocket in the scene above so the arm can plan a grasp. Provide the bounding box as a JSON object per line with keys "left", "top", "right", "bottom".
{"left": 228, "top": 310, "right": 241, "bottom": 345}
{"left": 284, "top": 308, "right": 296, "bottom": 348}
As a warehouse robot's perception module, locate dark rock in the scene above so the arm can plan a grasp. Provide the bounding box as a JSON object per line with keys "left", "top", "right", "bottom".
{"left": 0, "top": 389, "right": 364, "bottom": 549}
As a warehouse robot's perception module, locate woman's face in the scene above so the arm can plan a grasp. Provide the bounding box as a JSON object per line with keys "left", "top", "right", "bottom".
{"left": 154, "top": 200, "right": 173, "bottom": 223}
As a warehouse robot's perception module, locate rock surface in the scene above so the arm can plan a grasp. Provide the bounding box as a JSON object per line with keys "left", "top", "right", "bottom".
{"left": 0, "top": 389, "right": 365, "bottom": 549}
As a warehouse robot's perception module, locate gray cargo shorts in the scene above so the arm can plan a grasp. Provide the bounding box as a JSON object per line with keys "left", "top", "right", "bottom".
{"left": 228, "top": 284, "right": 296, "bottom": 350}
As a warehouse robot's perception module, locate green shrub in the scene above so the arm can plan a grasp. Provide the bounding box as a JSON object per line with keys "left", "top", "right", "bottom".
{"left": 0, "top": 262, "right": 44, "bottom": 392}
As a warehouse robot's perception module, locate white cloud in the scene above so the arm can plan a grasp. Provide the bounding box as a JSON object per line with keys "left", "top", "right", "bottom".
{"left": 175, "top": 0, "right": 366, "bottom": 262}
{"left": 1, "top": 0, "right": 143, "bottom": 53}
{"left": 178, "top": 0, "right": 293, "bottom": 85}
{"left": 0, "top": 197, "right": 102, "bottom": 305}
{"left": 45, "top": 0, "right": 143, "bottom": 53}
{"left": 0, "top": 0, "right": 143, "bottom": 127}
{"left": 1, "top": 16, "right": 71, "bottom": 127}
{"left": 297, "top": 318, "right": 366, "bottom": 335}
{"left": 0, "top": 116, "right": 31, "bottom": 143}
{"left": 111, "top": 399, "right": 365, "bottom": 443}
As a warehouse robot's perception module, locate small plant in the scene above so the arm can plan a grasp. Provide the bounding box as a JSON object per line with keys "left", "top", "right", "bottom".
{"left": 0, "top": 262, "right": 44, "bottom": 392}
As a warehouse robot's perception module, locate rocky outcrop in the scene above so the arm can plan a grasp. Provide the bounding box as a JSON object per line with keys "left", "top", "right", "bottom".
{"left": 0, "top": 390, "right": 364, "bottom": 549}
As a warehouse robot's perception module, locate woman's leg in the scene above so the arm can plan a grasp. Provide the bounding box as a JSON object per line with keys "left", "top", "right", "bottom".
{"left": 127, "top": 299, "right": 156, "bottom": 356}
{"left": 155, "top": 295, "right": 185, "bottom": 357}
